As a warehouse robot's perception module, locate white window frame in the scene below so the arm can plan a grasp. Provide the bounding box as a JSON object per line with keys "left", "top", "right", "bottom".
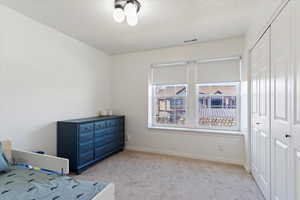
{"left": 148, "top": 56, "right": 242, "bottom": 133}
{"left": 195, "top": 81, "right": 241, "bottom": 131}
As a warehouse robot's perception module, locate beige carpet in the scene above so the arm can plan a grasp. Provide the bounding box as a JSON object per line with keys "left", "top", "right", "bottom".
{"left": 75, "top": 151, "right": 264, "bottom": 200}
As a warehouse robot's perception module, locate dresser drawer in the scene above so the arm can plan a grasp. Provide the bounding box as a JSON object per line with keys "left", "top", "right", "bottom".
{"left": 79, "top": 131, "right": 94, "bottom": 142}
{"left": 79, "top": 151, "right": 94, "bottom": 166}
{"left": 94, "top": 121, "right": 107, "bottom": 130}
{"left": 79, "top": 123, "right": 94, "bottom": 133}
{"left": 94, "top": 127, "right": 118, "bottom": 138}
{"left": 79, "top": 140, "right": 94, "bottom": 154}
{"left": 95, "top": 119, "right": 120, "bottom": 130}
{"left": 94, "top": 134, "right": 116, "bottom": 148}
{"left": 95, "top": 142, "right": 118, "bottom": 158}
{"left": 108, "top": 119, "right": 118, "bottom": 127}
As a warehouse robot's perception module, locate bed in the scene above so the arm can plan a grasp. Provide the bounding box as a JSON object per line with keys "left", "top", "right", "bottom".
{"left": 0, "top": 141, "right": 115, "bottom": 200}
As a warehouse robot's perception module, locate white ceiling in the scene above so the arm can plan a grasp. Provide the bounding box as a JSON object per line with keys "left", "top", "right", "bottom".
{"left": 0, "top": 0, "right": 258, "bottom": 55}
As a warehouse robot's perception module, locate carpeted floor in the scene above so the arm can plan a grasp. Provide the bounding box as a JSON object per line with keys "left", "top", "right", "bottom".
{"left": 75, "top": 151, "right": 264, "bottom": 200}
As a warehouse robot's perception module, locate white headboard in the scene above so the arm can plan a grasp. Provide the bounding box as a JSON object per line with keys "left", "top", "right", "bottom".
{"left": 12, "top": 149, "right": 69, "bottom": 175}
{"left": 0, "top": 140, "right": 12, "bottom": 162}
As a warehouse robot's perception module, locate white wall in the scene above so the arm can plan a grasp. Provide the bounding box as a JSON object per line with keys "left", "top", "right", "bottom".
{"left": 0, "top": 5, "right": 111, "bottom": 155}
{"left": 111, "top": 37, "right": 247, "bottom": 165}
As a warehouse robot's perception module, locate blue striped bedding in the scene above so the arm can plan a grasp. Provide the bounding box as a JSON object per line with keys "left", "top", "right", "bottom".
{"left": 0, "top": 166, "right": 106, "bottom": 200}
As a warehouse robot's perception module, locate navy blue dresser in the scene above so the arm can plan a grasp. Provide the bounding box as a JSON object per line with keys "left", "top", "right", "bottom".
{"left": 57, "top": 116, "right": 125, "bottom": 174}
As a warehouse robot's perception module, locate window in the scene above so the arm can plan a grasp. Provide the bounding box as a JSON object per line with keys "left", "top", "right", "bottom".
{"left": 197, "top": 82, "right": 240, "bottom": 131}
{"left": 153, "top": 84, "right": 187, "bottom": 126}
{"left": 149, "top": 57, "right": 241, "bottom": 132}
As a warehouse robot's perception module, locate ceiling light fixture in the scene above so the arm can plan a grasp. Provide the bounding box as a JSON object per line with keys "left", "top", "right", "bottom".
{"left": 127, "top": 15, "right": 138, "bottom": 26}
{"left": 113, "top": 5, "right": 125, "bottom": 23}
{"left": 124, "top": 1, "right": 137, "bottom": 17}
{"left": 113, "top": 0, "right": 141, "bottom": 26}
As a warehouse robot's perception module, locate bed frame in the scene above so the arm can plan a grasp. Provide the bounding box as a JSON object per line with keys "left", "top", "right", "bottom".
{"left": 11, "top": 149, "right": 115, "bottom": 200}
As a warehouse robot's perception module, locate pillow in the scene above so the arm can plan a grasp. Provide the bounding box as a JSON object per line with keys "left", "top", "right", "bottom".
{"left": 0, "top": 140, "right": 12, "bottom": 163}
{"left": 0, "top": 152, "right": 10, "bottom": 173}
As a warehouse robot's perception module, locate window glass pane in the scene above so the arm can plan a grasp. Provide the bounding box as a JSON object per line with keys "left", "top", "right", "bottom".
{"left": 156, "top": 85, "right": 187, "bottom": 97}
{"left": 156, "top": 85, "right": 175, "bottom": 97}
{"left": 197, "top": 83, "right": 239, "bottom": 130}
{"left": 198, "top": 85, "right": 237, "bottom": 96}
{"left": 154, "top": 85, "right": 187, "bottom": 126}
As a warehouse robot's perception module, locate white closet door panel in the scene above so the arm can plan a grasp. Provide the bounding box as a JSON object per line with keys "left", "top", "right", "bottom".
{"left": 256, "top": 128, "right": 262, "bottom": 172}
{"left": 259, "top": 130, "right": 270, "bottom": 191}
{"left": 291, "top": 0, "right": 300, "bottom": 160}
{"left": 273, "top": 60, "right": 289, "bottom": 121}
{"left": 292, "top": 1, "right": 300, "bottom": 199}
{"left": 295, "top": 3, "right": 300, "bottom": 130}
{"left": 251, "top": 42, "right": 259, "bottom": 174}
{"left": 252, "top": 127, "right": 259, "bottom": 173}
{"left": 251, "top": 28, "right": 271, "bottom": 200}
{"left": 270, "top": 0, "right": 291, "bottom": 155}
{"left": 252, "top": 72, "right": 259, "bottom": 114}
{"left": 293, "top": 53, "right": 300, "bottom": 125}
{"left": 273, "top": 139, "right": 289, "bottom": 200}
{"left": 259, "top": 71, "right": 267, "bottom": 118}
{"left": 271, "top": 1, "right": 291, "bottom": 130}
{"left": 271, "top": 2, "right": 292, "bottom": 200}
{"left": 294, "top": 150, "right": 300, "bottom": 200}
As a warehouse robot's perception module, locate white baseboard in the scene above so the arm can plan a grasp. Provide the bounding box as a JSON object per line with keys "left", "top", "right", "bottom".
{"left": 243, "top": 163, "right": 251, "bottom": 173}
{"left": 126, "top": 145, "right": 245, "bottom": 166}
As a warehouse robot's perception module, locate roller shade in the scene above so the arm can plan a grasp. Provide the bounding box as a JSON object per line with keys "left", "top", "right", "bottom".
{"left": 196, "top": 59, "right": 240, "bottom": 83}
{"left": 152, "top": 63, "right": 188, "bottom": 85}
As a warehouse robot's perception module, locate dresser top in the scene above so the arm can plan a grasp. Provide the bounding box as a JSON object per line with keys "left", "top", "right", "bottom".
{"left": 58, "top": 115, "right": 124, "bottom": 123}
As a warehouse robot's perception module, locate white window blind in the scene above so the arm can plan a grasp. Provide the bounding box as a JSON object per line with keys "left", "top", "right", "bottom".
{"left": 196, "top": 59, "right": 240, "bottom": 83}
{"left": 152, "top": 63, "right": 188, "bottom": 85}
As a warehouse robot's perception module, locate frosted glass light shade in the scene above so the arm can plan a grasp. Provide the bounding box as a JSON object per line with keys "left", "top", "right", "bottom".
{"left": 127, "top": 15, "right": 138, "bottom": 26}
{"left": 113, "top": 7, "right": 125, "bottom": 23}
{"left": 124, "top": 2, "right": 137, "bottom": 17}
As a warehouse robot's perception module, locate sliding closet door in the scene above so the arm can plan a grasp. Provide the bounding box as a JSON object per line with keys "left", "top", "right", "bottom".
{"left": 291, "top": 0, "right": 300, "bottom": 199}
{"left": 251, "top": 28, "right": 271, "bottom": 200}
{"left": 270, "top": 2, "right": 292, "bottom": 200}
{"left": 251, "top": 57, "right": 259, "bottom": 178}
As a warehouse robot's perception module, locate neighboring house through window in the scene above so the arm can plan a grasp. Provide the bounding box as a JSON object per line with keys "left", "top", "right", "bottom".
{"left": 153, "top": 84, "right": 187, "bottom": 126}
{"left": 197, "top": 82, "right": 240, "bottom": 131}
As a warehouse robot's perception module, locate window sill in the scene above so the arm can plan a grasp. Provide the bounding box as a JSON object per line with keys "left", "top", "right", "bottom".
{"left": 148, "top": 125, "right": 244, "bottom": 136}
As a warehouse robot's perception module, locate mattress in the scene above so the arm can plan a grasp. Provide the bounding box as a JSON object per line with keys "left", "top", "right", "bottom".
{"left": 0, "top": 166, "right": 106, "bottom": 200}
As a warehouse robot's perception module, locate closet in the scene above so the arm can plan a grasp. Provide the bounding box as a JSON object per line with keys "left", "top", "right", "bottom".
{"left": 251, "top": 0, "right": 300, "bottom": 200}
